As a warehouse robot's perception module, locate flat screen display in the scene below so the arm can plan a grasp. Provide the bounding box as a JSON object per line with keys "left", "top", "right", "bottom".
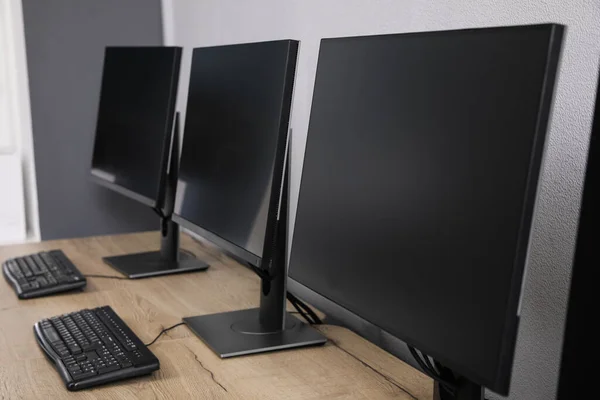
{"left": 288, "top": 25, "right": 562, "bottom": 394}
{"left": 174, "top": 40, "right": 297, "bottom": 263}
{"left": 91, "top": 47, "right": 181, "bottom": 207}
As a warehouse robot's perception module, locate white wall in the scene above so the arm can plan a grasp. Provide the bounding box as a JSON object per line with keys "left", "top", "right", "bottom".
{"left": 0, "top": 0, "right": 40, "bottom": 243}
{"left": 166, "top": 1, "right": 600, "bottom": 399}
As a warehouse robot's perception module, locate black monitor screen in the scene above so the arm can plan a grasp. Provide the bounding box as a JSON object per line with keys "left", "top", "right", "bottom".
{"left": 91, "top": 47, "right": 181, "bottom": 207}
{"left": 288, "top": 25, "right": 562, "bottom": 394}
{"left": 174, "top": 41, "right": 297, "bottom": 264}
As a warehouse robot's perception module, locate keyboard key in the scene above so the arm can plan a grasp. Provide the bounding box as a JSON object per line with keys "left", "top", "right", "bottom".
{"left": 43, "top": 327, "right": 62, "bottom": 343}
{"left": 25, "top": 256, "right": 42, "bottom": 275}
{"left": 97, "top": 364, "right": 120, "bottom": 374}
{"left": 58, "top": 349, "right": 70, "bottom": 357}
{"left": 76, "top": 370, "right": 98, "bottom": 380}
{"left": 7, "top": 261, "right": 22, "bottom": 276}
{"left": 68, "top": 365, "right": 82, "bottom": 374}
{"left": 69, "top": 345, "right": 82, "bottom": 355}
{"left": 17, "top": 259, "right": 33, "bottom": 277}
{"left": 41, "top": 252, "right": 60, "bottom": 271}
{"left": 51, "top": 251, "right": 74, "bottom": 272}
{"left": 85, "top": 340, "right": 103, "bottom": 350}
{"left": 32, "top": 254, "right": 48, "bottom": 272}
{"left": 20, "top": 283, "right": 32, "bottom": 291}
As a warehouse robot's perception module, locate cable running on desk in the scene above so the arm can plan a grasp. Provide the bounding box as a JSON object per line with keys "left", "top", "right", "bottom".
{"left": 145, "top": 322, "right": 186, "bottom": 347}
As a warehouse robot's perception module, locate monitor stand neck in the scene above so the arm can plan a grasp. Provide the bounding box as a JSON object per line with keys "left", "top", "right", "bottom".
{"left": 183, "top": 142, "right": 326, "bottom": 357}
{"left": 257, "top": 168, "right": 288, "bottom": 332}
{"left": 159, "top": 215, "right": 179, "bottom": 262}
{"left": 158, "top": 110, "right": 182, "bottom": 263}
{"left": 233, "top": 155, "right": 290, "bottom": 334}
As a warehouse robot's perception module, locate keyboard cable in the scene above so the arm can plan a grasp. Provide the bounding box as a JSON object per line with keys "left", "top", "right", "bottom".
{"left": 145, "top": 322, "right": 186, "bottom": 347}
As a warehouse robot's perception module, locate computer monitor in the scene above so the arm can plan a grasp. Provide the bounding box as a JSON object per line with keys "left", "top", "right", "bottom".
{"left": 173, "top": 40, "right": 326, "bottom": 357}
{"left": 556, "top": 68, "right": 598, "bottom": 400}
{"left": 90, "top": 46, "right": 209, "bottom": 278}
{"left": 287, "top": 24, "right": 563, "bottom": 399}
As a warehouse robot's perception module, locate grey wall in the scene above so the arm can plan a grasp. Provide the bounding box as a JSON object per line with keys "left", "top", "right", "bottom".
{"left": 23, "top": 0, "right": 164, "bottom": 240}
{"left": 168, "top": 1, "right": 600, "bottom": 399}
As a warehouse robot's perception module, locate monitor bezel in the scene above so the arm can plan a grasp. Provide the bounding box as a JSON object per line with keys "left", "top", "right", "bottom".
{"left": 89, "top": 46, "right": 182, "bottom": 210}
{"left": 286, "top": 23, "right": 564, "bottom": 395}
{"left": 172, "top": 40, "right": 299, "bottom": 269}
{"left": 90, "top": 171, "right": 155, "bottom": 208}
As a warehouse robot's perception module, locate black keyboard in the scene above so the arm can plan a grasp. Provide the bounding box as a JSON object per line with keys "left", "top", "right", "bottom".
{"left": 2, "top": 250, "right": 86, "bottom": 299}
{"left": 34, "top": 306, "right": 160, "bottom": 391}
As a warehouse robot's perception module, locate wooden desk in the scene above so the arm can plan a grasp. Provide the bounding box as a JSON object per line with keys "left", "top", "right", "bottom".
{"left": 0, "top": 232, "right": 433, "bottom": 399}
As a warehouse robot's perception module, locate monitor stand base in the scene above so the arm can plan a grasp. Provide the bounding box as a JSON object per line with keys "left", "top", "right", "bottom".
{"left": 183, "top": 308, "right": 327, "bottom": 358}
{"left": 103, "top": 250, "right": 209, "bottom": 279}
{"left": 101, "top": 112, "right": 210, "bottom": 280}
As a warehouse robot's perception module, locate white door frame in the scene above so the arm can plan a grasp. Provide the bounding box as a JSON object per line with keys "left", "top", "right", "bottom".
{"left": 1, "top": 0, "right": 40, "bottom": 242}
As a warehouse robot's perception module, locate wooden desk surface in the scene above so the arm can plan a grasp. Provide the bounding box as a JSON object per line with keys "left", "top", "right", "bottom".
{"left": 0, "top": 232, "right": 433, "bottom": 399}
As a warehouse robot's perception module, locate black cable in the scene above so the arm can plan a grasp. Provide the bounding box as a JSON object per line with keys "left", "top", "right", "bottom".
{"left": 433, "top": 360, "right": 460, "bottom": 395}
{"left": 287, "top": 292, "right": 322, "bottom": 325}
{"left": 287, "top": 293, "right": 322, "bottom": 325}
{"left": 408, "top": 346, "right": 457, "bottom": 392}
{"left": 145, "top": 322, "right": 185, "bottom": 347}
{"left": 246, "top": 262, "right": 273, "bottom": 282}
{"left": 289, "top": 296, "right": 316, "bottom": 324}
{"left": 287, "top": 294, "right": 312, "bottom": 323}
{"left": 289, "top": 297, "right": 315, "bottom": 324}
{"left": 421, "top": 350, "right": 438, "bottom": 375}
{"left": 434, "top": 360, "right": 456, "bottom": 382}
{"left": 409, "top": 345, "right": 436, "bottom": 376}
{"left": 84, "top": 274, "right": 128, "bottom": 280}
{"left": 421, "top": 351, "right": 456, "bottom": 397}
{"left": 291, "top": 304, "right": 313, "bottom": 324}
{"left": 152, "top": 207, "right": 165, "bottom": 218}
{"left": 296, "top": 298, "right": 323, "bottom": 325}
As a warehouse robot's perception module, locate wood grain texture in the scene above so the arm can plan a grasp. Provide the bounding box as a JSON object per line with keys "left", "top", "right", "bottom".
{"left": 0, "top": 231, "right": 434, "bottom": 399}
